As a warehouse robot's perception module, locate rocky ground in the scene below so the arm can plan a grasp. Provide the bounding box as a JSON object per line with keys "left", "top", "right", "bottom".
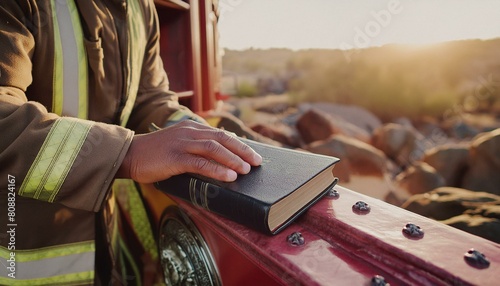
{"left": 202, "top": 95, "right": 500, "bottom": 244}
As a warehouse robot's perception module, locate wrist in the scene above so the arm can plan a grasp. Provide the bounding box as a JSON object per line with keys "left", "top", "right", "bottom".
{"left": 116, "top": 136, "right": 136, "bottom": 179}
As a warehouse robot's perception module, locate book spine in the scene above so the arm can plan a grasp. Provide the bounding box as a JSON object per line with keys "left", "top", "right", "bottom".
{"left": 155, "top": 174, "right": 272, "bottom": 234}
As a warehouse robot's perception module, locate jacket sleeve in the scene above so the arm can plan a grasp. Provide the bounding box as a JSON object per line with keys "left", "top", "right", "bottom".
{"left": 0, "top": 1, "right": 133, "bottom": 212}
{"left": 125, "top": 0, "right": 202, "bottom": 134}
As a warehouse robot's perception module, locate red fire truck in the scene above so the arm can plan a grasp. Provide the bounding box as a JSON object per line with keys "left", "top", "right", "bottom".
{"left": 144, "top": 1, "right": 500, "bottom": 285}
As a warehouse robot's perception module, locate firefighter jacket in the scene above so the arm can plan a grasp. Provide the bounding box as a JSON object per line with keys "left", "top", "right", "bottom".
{"left": 0, "top": 0, "right": 195, "bottom": 284}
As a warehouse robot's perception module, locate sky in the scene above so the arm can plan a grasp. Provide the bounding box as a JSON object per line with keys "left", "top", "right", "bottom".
{"left": 218, "top": 0, "right": 500, "bottom": 50}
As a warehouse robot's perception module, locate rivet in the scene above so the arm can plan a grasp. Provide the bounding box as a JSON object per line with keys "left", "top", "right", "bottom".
{"left": 352, "top": 201, "right": 370, "bottom": 213}
{"left": 464, "top": 248, "right": 490, "bottom": 269}
{"left": 326, "top": 178, "right": 340, "bottom": 199}
{"left": 402, "top": 223, "right": 424, "bottom": 238}
{"left": 327, "top": 189, "right": 340, "bottom": 199}
{"left": 371, "top": 275, "right": 390, "bottom": 286}
{"left": 287, "top": 232, "right": 305, "bottom": 246}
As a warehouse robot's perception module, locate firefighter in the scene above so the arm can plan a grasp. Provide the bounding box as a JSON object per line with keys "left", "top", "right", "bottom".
{"left": 0, "top": 0, "right": 262, "bottom": 284}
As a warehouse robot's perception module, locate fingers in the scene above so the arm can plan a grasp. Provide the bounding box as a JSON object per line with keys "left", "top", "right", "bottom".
{"left": 180, "top": 155, "right": 238, "bottom": 182}
{"left": 123, "top": 120, "right": 263, "bottom": 183}
{"left": 191, "top": 127, "right": 263, "bottom": 167}
{"left": 185, "top": 139, "right": 251, "bottom": 175}
{"left": 168, "top": 120, "right": 262, "bottom": 167}
{"left": 176, "top": 122, "right": 262, "bottom": 182}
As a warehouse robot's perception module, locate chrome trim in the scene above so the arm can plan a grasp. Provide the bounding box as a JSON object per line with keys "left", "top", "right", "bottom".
{"left": 159, "top": 206, "right": 221, "bottom": 286}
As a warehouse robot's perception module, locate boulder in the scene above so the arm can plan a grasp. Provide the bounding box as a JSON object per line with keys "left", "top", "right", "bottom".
{"left": 393, "top": 117, "right": 414, "bottom": 129}
{"left": 465, "top": 204, "right": 500, "bottom": 220}
{"left": 444, "top": 121, "right": 480, "bottom": 139}
{"left": 201, "top": 111, "right": 282, "bottom": 146}
{"left": 296, "top": 108, "right": 370, "bottom": 144}
{"left": 422, "top": 144, "right": 469, "bottom": 187}
{"left": 298, "top": 102, "right": 382, "bottom": 134}
{"left": 402, "top": 187, "right": 500, "bottom": 221}
{"left": 306, "top": 134, "right": 390, "bottom": 182}
{"left": 371, "top": 123, "right": 422, "bottom": 167}
{"left": 441, "top": 214, "right": 500, "bottom": 243}
{"left": 402, "top": 187, "right": 500, "bottom": 242}
{"left": 250, "top": 123, "right": 301, "bottom": 147}
{"left": 442, "top": 113, "right": 500, "bottom": 139}
{"left": 462, "top": 128, "right": 500, "bottom": 195}
{"left": 296, "top": 108, "right": 339, "bottom": 144}
{"left": 413, "top": 116, "right": 448, "bottom": 140}
{"left": 391, "top": 162, "right": 446, "bottom": 204}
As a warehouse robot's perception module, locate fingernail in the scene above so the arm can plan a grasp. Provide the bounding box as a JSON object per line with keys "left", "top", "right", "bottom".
{"left": 226, "top": 169, "right": 237, "bottom": 181}
{"left": 254, "top": 153, "right": 263, "bottom": 165}
{"left": 242, "top": 162, "right": 251, "bottom": 174}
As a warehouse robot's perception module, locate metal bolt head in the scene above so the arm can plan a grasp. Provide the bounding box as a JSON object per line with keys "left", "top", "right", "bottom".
{"left": 327, "top": 189, "right": 340, "bottom": 199}
{"left": 326, "top": 178, "right": 340, "bottom": 199}
{"left": 464, "top": 249, "right": 490, "bottom": 269}
{"left": 371, "top": 275, "right": 390, "bottom": 286}
{"left": 287, "top": 232, "right": 305, "bottom": 246}
{"left": 352, "top": 201, "right": 371, "bottom": 213}
{"left": 402, "top": 223, "right": 424, "bottom": 238}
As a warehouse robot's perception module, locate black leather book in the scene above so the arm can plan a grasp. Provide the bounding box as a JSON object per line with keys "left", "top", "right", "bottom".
{"left": 154, "top": 139, "right": 339, "bottom": 235}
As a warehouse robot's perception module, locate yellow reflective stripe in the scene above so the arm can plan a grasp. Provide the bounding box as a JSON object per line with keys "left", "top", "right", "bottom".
{"left": 113, "top": 179, "right": 158, "bottom": 261}
{"left": 19, "top": 118, "right": 93, "bottom": 202}
{"left": 50, "top": 0, "right": 63, "bottom": 116}
{"left": 0, "top": 241, "right": 94, "bottom": 263}
{"left": 67, "top": 0, "right": 88, "bottom": 119}
{"left": 120, "top": 0, "right": 147, "bottom": 126}
{"left": 0, "top": 271, "right": 93, "bottom": 286}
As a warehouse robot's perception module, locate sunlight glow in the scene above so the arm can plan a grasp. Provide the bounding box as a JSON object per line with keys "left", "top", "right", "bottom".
{"left": 218, "top": 0, "right": 500, "bottom": 50}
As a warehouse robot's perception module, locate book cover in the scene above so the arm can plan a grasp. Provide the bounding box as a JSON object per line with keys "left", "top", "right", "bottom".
{"left": 155, "top": 139, "right": 339, "bottom": 235}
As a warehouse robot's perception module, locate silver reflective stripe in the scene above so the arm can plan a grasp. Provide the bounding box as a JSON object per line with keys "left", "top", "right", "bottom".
{"left": 0, "top": 242, "right": 94, "bottom": 284}
{"left": 53, "top": 0, "right": 88, "bottom": 118}
{"left": 0, "top": 252, "right": 94, "bottom": 280}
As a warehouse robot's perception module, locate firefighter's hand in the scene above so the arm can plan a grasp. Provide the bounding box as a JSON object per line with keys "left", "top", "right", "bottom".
{"left": 117, "top": 120, "right": 262, "bottom": 183}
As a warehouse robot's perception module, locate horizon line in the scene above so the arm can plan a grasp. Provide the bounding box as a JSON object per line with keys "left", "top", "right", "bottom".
{"left": 221, "top": 36, "right": 500, "bottom": 52}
